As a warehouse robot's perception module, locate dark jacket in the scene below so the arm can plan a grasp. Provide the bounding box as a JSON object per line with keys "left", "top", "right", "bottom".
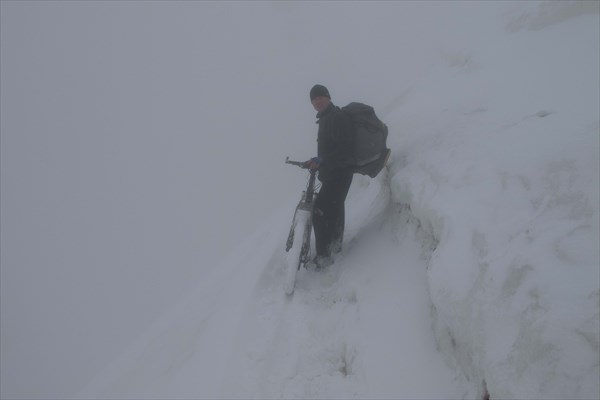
{"left": 316, "top": 103, "right": 354, "bottom": 182}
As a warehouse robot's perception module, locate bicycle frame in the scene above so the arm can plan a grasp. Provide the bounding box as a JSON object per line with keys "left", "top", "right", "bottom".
{"left": 285, "top": 158, "right": 317, "bottom": 252}
{"left": 283, "top": 158, "right": 319, "bottom": 294}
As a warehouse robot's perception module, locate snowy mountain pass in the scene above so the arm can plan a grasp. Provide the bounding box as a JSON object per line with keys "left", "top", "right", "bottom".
{"left": 81, "top": 173, "right": 472, "bottom": 399}
{"left": 4, "top": 3, "right": 599, "bottom": 399}
{"left": 80, "top": 8, "right": 598, "bottom": 399}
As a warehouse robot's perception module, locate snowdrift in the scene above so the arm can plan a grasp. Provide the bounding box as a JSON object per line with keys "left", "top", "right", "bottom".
{"left": 81, "top": 4, "right": 598, "bottom": 399}
{"left": 389, "top": 7, "right": 599, "bottom": 399}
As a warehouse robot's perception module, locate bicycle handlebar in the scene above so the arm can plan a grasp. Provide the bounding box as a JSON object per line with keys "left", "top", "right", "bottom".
{"left": 285, "top": 157, "right": 307, "bottom": 168}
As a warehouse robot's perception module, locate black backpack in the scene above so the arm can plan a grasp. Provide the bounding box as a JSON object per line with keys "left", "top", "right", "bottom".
{"left": 341, "top": 102, "right": 391, "bottom": 178}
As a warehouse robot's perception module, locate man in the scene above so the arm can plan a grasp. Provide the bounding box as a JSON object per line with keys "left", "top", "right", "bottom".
{"left": 305, "top": 84, "right": 354, "bottom": 268}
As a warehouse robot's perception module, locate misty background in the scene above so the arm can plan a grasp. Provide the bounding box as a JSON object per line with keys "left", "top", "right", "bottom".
{"left": 1, "top": 1, "right": 541, "bottom": 398}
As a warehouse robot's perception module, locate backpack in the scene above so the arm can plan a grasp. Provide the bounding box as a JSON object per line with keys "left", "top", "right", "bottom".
{"left": 341, "top": 102, "right": 391, "bottom": 178}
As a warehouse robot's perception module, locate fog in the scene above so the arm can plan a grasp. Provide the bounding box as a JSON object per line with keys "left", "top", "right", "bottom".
{"left": 2, "top": 1, "right": 507, "bottom": 398}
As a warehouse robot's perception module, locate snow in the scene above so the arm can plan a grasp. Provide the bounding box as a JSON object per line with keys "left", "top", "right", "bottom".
{"left": 1, "top": 1, "right": 599, "bottom": 399}
{"left": 388, "top": 11, "right": 599, "bottom": 398}
{"left": 79, "top": 172, "right": 473, "bottom": 399}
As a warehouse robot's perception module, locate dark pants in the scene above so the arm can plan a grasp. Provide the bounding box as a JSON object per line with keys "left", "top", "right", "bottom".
{"left": 313, "top": 171, "right": 353, "bottom": 258}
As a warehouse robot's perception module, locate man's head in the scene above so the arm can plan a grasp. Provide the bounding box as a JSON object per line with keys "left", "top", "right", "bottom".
{"left": 310, "top": 84, "right": 331, "bottom": 112}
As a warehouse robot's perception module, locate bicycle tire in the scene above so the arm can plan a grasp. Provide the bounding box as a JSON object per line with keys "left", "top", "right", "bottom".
{"left": 284, "top": 209, "right": 310, "bottom": 295}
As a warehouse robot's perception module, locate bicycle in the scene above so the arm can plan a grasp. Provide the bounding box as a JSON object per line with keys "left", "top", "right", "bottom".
{"left": 283, "top": 157, "right": 319, "bottom": 295}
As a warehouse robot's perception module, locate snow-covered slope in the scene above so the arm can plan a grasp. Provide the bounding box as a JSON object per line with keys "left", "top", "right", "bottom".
{"left": 2, "top": 2, "right": 597, "bottom": 399}
{"left": 82, "top": 5, "right": 599, "bottom": 399}
{"left": 388, "top": 8, "right": 599, "bottom": 399}
{"left": 81, "top": 173, "right": 474, "bottom": 399}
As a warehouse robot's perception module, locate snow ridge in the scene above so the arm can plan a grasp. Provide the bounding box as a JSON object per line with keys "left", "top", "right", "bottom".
{"left": 81, "top": 5, "right": 599, "bottom": 399}
{"left": 388, "top": 8, "right": 599, "bottom": 398}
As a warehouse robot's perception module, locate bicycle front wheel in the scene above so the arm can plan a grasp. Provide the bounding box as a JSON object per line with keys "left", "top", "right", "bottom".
{"left": 283, "top": 209, "right": 311, "bottom": 295}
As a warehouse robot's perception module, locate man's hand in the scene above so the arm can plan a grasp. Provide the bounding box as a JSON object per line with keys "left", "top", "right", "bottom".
{"left": 303, "top": 157, "right": 321, "bottom": 171}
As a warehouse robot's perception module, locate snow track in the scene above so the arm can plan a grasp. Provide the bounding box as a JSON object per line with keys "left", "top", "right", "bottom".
{"left": 82, "top": 177, "right": 473, "bottom": 398}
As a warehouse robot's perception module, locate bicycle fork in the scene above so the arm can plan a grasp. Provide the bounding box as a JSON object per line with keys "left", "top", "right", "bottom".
{"left": 286, "top": 194, "right": 314, "bottom": 268}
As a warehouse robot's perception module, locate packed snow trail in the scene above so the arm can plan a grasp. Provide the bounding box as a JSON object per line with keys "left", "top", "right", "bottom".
{"left": 81, "top": 174, "right": 472, "bottom": 399}
{"left": 220, "top": 208, "right": 468, "bottom": 398}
